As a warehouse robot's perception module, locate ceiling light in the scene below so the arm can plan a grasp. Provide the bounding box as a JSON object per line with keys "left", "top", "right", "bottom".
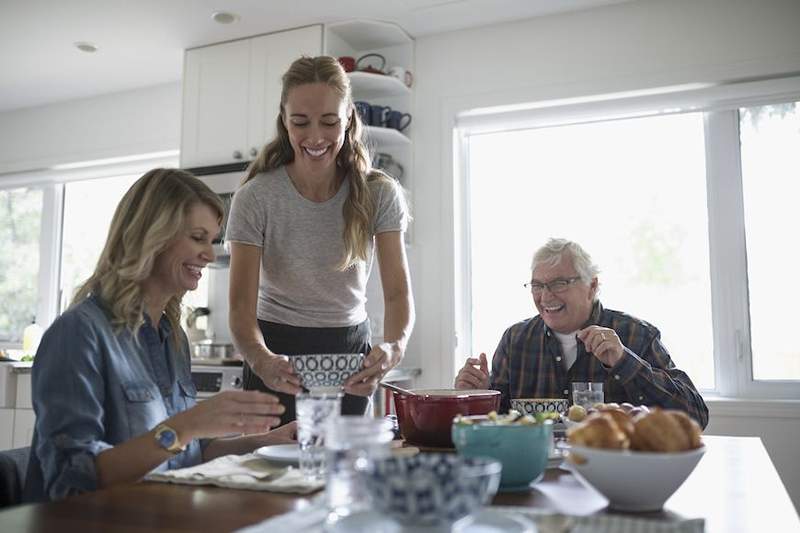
{"left": 73, "top": 41, "right": 98, "bottom": 53}
{"left": 212, "top": 11, "right": 239, "bottom": 24}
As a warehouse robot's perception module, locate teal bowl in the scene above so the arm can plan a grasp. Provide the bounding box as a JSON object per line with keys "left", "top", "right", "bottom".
{"left": 451, "top": 415, "right": 553, "bottom": 492}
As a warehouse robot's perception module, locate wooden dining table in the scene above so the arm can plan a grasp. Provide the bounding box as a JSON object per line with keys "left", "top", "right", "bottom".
{"left": 0, "top": 435, "right": 797, "bottom": 532}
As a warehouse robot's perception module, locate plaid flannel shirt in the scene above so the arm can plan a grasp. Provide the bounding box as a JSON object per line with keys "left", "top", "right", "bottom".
{"left": 489, "top": 301, "right": 709, "bottom": 428}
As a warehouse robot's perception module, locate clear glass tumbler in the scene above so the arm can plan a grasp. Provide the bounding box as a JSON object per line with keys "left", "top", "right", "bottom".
{"left": 324, "top": 415, "right": 394, "bottom": 519}
{"left": 296, "top": 391, "right": 342, "bottom": 481}
{"left": 571, "top": 382, "right": 604, "bottom": 408}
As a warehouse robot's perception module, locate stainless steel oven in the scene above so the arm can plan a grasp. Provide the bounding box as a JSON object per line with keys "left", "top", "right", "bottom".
{"left": 190, "top": 364, "right": 244, "bottom": 398}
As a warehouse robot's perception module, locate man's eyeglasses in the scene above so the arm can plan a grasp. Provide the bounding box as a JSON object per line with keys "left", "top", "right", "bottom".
{"left": 523, "top": 276, "right": 582, "bottom": 295}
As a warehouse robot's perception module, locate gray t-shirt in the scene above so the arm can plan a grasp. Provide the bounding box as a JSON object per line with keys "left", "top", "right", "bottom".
{"left": 226, "top": 166, "right": 408, "bottom": 327}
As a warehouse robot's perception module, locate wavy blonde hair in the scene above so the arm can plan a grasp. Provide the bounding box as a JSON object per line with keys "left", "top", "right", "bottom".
{"left": 243, "top": 55, "right": 392, "bottom": 270}
{"left": 71, "top": 168, "right": 224, "bottom": 343}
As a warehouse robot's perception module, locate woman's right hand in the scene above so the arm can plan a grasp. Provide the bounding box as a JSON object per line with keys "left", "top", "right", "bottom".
{"left": 170, "top": 390, "right": 286, "bottom": 440}
{"left": 252, "top": 354, "right": 303, "bottom": 395}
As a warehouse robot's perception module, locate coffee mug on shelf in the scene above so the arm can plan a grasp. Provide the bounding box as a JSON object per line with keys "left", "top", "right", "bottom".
{"left": 386, "top": 110, "right": 412, "bottom": 132}
{"left": 354, "top": 101, "right": 371, "bottom": 124}
{"left": 338, "top": 56, "right": 356, "bottom": 73}
{"left": 369, "top": 105, "right": 392, "bottom": 127}
{"left": 373, "top": 152, "right": 404, "bottom": 179}
{"left": 388, "top": 66, "right": 413, "bottom": 88}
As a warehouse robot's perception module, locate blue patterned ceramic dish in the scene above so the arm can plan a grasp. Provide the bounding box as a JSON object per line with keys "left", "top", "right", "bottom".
{"left": 511, "top": 398, "right": 569, "bottom": 416}
{"left": 363, "top": 453, "right": 502, "bottom": 526}
{"left": 290, "top": 353, "right": 365, "bottom": 393}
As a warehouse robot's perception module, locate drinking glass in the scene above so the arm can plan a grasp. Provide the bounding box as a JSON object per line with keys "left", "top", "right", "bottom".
{"left": 296, "top": 391, "right": 342, "bottom": 481}
{"left": 571, "top": 382, "right": 604, "bottom": 408}
{"left": 324, "top": 416, "right": 394, "bottom": 519}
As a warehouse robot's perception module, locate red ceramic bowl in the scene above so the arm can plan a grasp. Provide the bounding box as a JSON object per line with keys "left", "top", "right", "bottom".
{"left": 393, "top": 389, "right": 501, "bottom": 448}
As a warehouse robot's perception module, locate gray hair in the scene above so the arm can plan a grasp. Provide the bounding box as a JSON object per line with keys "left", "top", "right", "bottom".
{"left": 531, "top": 238, "right": 600, "bottom": 291}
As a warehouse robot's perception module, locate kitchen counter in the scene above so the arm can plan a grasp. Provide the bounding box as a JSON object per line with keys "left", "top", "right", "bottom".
{"left": 8, "top": 361, "right": 32, "bottom": 374}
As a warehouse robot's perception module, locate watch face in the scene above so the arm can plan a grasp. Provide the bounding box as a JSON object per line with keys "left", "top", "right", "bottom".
{"left": 157, "top": 428, "right": 177, "bottom": 449}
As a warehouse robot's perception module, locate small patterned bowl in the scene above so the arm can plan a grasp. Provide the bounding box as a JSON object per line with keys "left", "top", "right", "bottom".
{"left": 363, "top": 453, "right": 502, "bottom": 526}
{"left": 290, "top": 353, "right": 365, "bottom": 393}
{"left": 511, "top": 398, "right": 570, "bottom": 416}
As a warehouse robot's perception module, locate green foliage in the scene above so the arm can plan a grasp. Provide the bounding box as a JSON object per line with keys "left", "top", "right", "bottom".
{"left": 0, "top": 187, "right": 43, "bottom": 343}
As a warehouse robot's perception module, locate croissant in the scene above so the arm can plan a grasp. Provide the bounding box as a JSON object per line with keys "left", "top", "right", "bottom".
{"left": 631, "top": 408, "right": 691, "bottom": 452}
{"left": 567, "top": 412, "right": 629, "bottom": 449}
{"left": 665, "top": 410, "right": 703, "bottom": 450}
{"left": 599, "top": 408, "right": 635, "bottom": 441}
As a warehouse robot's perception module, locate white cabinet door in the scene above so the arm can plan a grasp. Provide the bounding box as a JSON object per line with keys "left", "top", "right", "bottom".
{"left": 181, "top": 40, "right": 251, "bottom": 168}
{"left": 248, "top": 25, "right": 323, "bottom": 154}
{"left": 0, "top": 408, "right": 14, "bottom": 451}
{"left": 12, "top": 408, "right": 35, "bottom": 448}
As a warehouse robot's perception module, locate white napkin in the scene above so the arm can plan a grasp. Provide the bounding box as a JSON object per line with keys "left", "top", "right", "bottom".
{"left": 146, "top": 453, "right": 324, "bottom": 494}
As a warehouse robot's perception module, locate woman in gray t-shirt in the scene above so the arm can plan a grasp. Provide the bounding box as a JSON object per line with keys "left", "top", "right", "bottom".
{"left": 226, "top": 56, "right": 415, "bottom": 423}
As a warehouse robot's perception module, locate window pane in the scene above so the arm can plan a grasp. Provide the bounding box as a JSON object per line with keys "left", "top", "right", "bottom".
{"left": 740, "top": 102, "right": 800, "bottom": 381}
{"left": 60, "top": 175, "right": 141, "bottom": 310}
{"left": 468, "top": 112, "right": 714, "bottom": 389}
{"left": 60, "top": 173, "right": 210, "bottom": 316}
{"left": 0, "top": 187, "right": 43, "bottom": 343}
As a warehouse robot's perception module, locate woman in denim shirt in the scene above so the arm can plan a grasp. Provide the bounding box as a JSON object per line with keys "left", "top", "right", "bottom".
{"left": 24, "top": 169, "right": 293, "bottom": 502}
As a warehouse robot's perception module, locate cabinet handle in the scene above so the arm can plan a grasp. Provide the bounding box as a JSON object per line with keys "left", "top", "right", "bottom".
{"left": 250, "top": 147, "right": 258, "bottom": 157}
{"left": 232, "top": 150, "right": 243, "bottom": 160}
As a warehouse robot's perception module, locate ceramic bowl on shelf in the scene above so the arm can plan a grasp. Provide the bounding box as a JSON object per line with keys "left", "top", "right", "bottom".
{"left": 452, "top": 415, "right": 553, "bottom": 491}
{"left": 363, "top": 453, "right": 502, "bottom": 527}
{"left": 392, "top": 389, "right": 500, "bottom": 448}
{"left": 568, "top": 444, "right": 706, "bottom": 511}
{"left": 289, "top": 353, "right": 364, "bottom": 393}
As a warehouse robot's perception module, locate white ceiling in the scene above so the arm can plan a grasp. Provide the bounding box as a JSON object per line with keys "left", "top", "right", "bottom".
{"left": 0, "top": 0, "right": 633, "bottom": 112}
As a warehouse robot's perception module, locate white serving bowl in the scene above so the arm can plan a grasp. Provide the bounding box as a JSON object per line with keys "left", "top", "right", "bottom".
{"left": 568, "top": 444, "right": 705, "bottom": 512}
{"left": 290, "top": 353, "right": 365, "bottom": 393}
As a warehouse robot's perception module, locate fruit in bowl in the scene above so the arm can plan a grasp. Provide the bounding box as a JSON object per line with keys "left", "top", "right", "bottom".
{"left": 566, "top": 408, "right": 705, "bottom": 511}
{"left": 452, "top": 411, "right": 555, "bottom": 491}
{"left": 363, "top": 453, "right": 502, "bottom": 526}
{"left": 290, "top": 353, "right": 364, "bottom": 393}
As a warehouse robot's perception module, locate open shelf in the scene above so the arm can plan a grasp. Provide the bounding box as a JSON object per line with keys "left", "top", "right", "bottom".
{"left": 327, "top": 19, "right": 412, "bottom": 50}
{"left": 363, "top": 126, "right": 411, "bottom": 147}
{"left": 349, "top": 71, "right": 410, "bottom": 97}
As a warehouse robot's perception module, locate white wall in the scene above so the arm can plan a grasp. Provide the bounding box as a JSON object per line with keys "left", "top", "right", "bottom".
{"left": 409, "top": 0, "right": 800, "bottom": 511}
{"left": 0, "top": 82, "right": 181, "bottom": 175}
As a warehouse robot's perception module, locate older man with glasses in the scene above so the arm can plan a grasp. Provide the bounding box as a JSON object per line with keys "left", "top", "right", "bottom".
{"left": 454, "top": 238, "right": 708, "bottom": 428}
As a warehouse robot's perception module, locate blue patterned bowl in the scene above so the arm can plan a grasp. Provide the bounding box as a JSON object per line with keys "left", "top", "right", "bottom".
{"left": 290, "top": 353, "right": 365, "bottom": 393}
{"left": 511, "top": 398, "right": 569, "bottom": 416}
{"left": 363, "top": 454, "right": 502, "bottom": 526}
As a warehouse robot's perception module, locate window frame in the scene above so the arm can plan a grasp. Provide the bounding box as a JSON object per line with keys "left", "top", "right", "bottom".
{"left": 455, "top": 76, "right": 800, "bottom": 400}
{"left": 0, "top": 152, "right": 178, "bottom": 349}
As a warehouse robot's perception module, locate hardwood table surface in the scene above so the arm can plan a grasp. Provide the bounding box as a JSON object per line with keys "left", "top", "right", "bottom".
{"left": 0, "top": 435, "right": 797, "bottom": 532}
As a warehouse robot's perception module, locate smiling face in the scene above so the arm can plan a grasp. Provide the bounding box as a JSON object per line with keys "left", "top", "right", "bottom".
{"left": 531, "top": 253, "right": 598, "bottom": 334}
{"left": 148, "top": 202, "right": 220, "bottom": 299}
{"left": 283, "top": 82, "right": 350, "bottom": 179}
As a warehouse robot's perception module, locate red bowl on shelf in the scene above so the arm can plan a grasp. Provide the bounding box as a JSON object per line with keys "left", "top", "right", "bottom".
{"left": 393, "top": 389, "right": 501, "bottom": 448}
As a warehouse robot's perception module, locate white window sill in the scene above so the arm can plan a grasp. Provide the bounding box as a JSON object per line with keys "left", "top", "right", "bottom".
{"left": 703, "top": 395, "right": 800, "bottom": 418}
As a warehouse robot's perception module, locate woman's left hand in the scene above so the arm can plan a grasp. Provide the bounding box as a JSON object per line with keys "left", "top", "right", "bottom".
{"left": 344, "top": 342, "right": 402, "bottom": 397}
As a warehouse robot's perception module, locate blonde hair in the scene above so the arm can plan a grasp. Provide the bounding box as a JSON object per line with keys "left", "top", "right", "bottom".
{"left": 243, "top": 55, "right": 391, "bottom": 270}
{"left": 71, "top": 168, "right": 224, "bottom": 343}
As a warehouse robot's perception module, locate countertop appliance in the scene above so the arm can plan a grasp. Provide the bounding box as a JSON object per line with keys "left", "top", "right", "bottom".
{"left": 191, "top": 363, "right": 244, "bottom": 399}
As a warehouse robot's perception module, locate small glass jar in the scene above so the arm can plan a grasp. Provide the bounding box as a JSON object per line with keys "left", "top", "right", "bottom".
{"left": 324, "top": 415, "right": 394, "bottom": 519}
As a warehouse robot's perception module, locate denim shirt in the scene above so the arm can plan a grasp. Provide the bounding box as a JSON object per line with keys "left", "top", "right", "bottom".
{"left": 23, "top": 295, "right": 203, "bottom": 502}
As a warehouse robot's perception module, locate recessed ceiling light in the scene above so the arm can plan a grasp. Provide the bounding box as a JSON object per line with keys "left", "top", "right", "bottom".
{"left": 211, "top": 11, "right": 239, "bottom": 24}
{"left": 74, "top": 41, "right": 98, "bottom": 53}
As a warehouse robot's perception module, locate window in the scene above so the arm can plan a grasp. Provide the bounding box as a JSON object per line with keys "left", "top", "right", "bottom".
{"left": 467, "top": 113, "right": 714, "bottom": 389}
{"left": 0, "top": 187, "right": 43, "bottom": 342}
{"left": 0, "top": 153, "right": 180, "bottom": 349}
{"left": 739, "top": 102, "right": 800, "bottom": 381}
{"left": 456, "top": 79, "right": 800, "bottom": 399}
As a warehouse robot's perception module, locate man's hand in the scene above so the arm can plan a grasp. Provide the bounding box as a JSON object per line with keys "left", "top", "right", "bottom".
{"left": 454, "top": 352, "right": 490, "bottom": 389}
{"left": 577, "top": 326, "right": 625, "bottom": 366}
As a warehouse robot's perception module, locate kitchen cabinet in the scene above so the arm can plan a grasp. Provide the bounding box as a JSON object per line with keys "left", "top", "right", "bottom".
{"left": 180, "top": 25, "right": 323, "bottom": 168}
{"left": 12, "top": 409, "right": 34, "bottom": 449}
